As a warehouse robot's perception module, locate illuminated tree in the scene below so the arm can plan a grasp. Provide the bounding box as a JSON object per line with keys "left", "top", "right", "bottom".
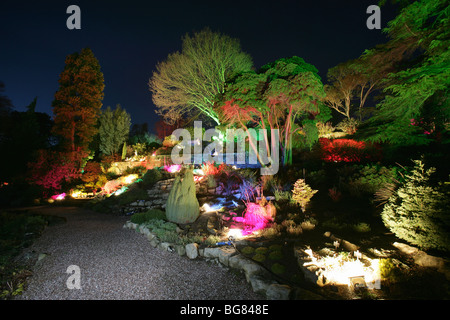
{"left": 381, "top": 159, "right": 450, "bottom": 251}
{"left": 149, "top": 28, "right": 253, "bottom": 126}
{"left": 52, "top": 48, "right": 105, "bottom": 157}
{"left": 219, "top": 56, "right": 327, "bottom": 166}
{"left": 324, "top": 46, "right": 396, "bottom": 122}
{"left": 99, "top": 104, "right": 131, "bottom": 156}
{"left": 367, "top": 0, "right": 449, "bottom": 145}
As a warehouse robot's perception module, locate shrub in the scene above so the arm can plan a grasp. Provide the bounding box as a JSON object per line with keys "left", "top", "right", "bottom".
{"left": 241, "top": 246, "right": 255, "bottom": 255}
{"left": 82, "top": 161, "right": 102, "bottom": 183}
{"left": 346, "top": 164, "right": 406, "bottom": 197}
{"left": 140, "top": 168, "right": 163, "bottom": 188}
{"left": 271, "top": 263, "right": 286, "bottom": 275}
{"left": 27, "top": 150, "right": 82, "bottom": 195}
{"left": 381, "top": 159, "right": 450, "bottom": 252}
{"left": 291, "top": 179, "right": 318, "bottom": 212}
{"left": 336, "top": 118, "right": 359, "bottom": 134}
{"left": 352, "top": 222, "right": 371, "bottom": 233}
{"left": 379, "top": 258, "right": 402, "bottom": 283}
{"left": 130, "top": 209, "right": 166, "bottom": 224}
{"left": 319, "top": 138, "right": 382, "bottom": 163}
{"left": 116, "top": 186, "right": 149, "bottom": 205}
{"left": 268, "top": 250, "right": 283, "bottom": 260}
{"left": 316, "top": 121, "right": 335, "bottom": 138}
{"left": 252, "top": 254, "right": 266, "bottom": 263}
{"left": 255, "top": 247, "right": 268, "bottom": 255}
{"left": 201, "top": 161, "right": 226, "bottom": 176}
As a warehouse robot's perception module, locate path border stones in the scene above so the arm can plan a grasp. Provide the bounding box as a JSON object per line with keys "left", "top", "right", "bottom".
{"left": 123, "top": 221, "right": 308, "bottom": 300}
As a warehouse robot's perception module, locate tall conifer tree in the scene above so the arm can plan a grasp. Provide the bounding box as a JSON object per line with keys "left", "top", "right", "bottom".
{"left": 52, "top": 48, "right": 105, "bottom": 156}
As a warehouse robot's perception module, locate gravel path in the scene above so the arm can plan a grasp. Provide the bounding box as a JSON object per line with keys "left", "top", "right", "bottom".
{"left": 16, "top": 206, "right": 263, "bottom": 300}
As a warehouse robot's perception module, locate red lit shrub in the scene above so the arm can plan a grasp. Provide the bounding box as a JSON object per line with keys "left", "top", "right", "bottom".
{"left": 27, "top": 150, "right": 82, "bottom": 196}
{"left": 319, "top": 138, "right": 382, "bottom": 163}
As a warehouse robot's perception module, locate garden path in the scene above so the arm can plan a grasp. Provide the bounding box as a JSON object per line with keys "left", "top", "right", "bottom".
{"left": 15, "top": 205, "right": 262, "bottom": 300}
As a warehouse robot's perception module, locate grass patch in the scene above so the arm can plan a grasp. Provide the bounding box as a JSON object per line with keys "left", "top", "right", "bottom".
{"left": 130, "top": 209, "right": 166, "bottom": 224}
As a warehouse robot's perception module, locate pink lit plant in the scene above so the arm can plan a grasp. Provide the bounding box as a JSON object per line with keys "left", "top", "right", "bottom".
{"left": 164, "top": 164, "right": 182, "bottom": 173}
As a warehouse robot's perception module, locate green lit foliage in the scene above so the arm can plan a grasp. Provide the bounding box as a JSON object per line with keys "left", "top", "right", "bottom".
{"left": 219, "top": 56, "right": 327, "bottom": 165}
{"left": 368, "top": 0, "right": 450, "bottom": 145}
{"left": 149, "top": 28, "right": 253, "bottom": 126}
{"left": 140, "top": 168, "right": 163, "bottom": 188}
{"left": 99, "top": 104, "right": 131, "bottom": 156}
{"left": 343, "top": 164, "right": 406, "bottom": 197}
{"left": 381, "top": 159, "right": 450, "bottom": 251}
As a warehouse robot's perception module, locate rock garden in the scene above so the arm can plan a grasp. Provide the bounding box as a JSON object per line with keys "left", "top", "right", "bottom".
{"left": 79, "top": 157, "right": 450, "bottom": 300}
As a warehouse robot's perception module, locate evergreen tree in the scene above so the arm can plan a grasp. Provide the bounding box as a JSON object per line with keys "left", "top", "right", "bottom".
{"left": 381, "top": 159, "right": 450, "bottom": 251}
{"left": 368, "top": 0, "right": 449, "bottom": 145}
{"left": 99, "top": 104, "right": 131, "bottom": 156}
{"left": 52, "top": 48, "right": 105, "bottom": 157}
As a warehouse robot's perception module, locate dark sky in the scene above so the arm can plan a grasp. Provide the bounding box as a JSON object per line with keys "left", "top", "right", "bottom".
{"left": 0, "top": 0, "right": 400, "bottom": 134}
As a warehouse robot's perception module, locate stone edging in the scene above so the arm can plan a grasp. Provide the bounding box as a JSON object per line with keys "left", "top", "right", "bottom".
{"left": 123, "top": 221, "right": 296, "bottom": 300}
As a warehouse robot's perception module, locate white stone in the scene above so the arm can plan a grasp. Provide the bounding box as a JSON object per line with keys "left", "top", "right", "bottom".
{"left": 228, "top": 254, "right": 248, "bottom": 270}
{"left": 186, "top": 243, "right": 199, "bottom": 259}
{"left": 218, "top": 247, "right": 236, "bottom": 266}
{"left": 203, "top": 247, "right": 222, "bottom": 259}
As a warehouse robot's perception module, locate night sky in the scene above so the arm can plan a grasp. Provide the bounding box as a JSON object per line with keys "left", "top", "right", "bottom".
{"left": 1, "top": 0, "right": 400, "bottom": 134}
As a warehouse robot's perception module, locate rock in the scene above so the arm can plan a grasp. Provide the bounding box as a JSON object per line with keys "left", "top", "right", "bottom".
{"left": 175, "top": 245, "right": 186, "bottom": 256}
{"left": 249, "top": 274, "right": 273, "bottom": 295}
{"left": 266, "top": 284, "right": 291, "bottom": 300}
{"left": 186, "top": 243, "right": 199, "bottom": 259}
{"left": 146, "top": 233, "right": 156, "bottom": 242}
{"left": 218, "top": 247, "right": 236, "bottom": 266}
{"left": 228, "top": 254, "right": 248, "bottom": 270}
{"left": 149, "top": 238, "right": 159, "bottom": 248}
{"left": 140, "top": 227, "right": 151, "bottom": 236}
{"left": 393, "top": 242, "right": 450, "bottom": 280}
{"left": 158, "top": 242, "right": 172, "bottom": 252}
{"left": 392, "top": 242, "right": 419, "bottom": 255}
{"left": 241, "top": 260, "right": 265, "bottom": 282}
{"left": 203, "top": 247, "right": 222, "bottom": 259}
{"left": 327, "top": 233, "right": 359, "bottom": 252}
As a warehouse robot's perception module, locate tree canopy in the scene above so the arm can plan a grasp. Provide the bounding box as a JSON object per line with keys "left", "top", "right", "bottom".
{"left": 52, "top": 48, "right": 105, "bottom": 156}
{"left": 149, "top": 28, "right": 253, "bottom": 126}
{"left": 99, "top": 104, "right": 131, "bottom": 156}
{"left": 367, "top": 0, "right": 449, "bottom": 145}
{"left": 218, "top": 56, "right": 327, "bottom": 166}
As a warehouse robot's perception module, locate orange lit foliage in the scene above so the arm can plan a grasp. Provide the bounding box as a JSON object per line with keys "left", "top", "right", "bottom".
{"left": 52, "top": 48, "right": 104, "bottom": 155}
{"left": 81, "top": 161, "right": 102, "bottom": 183}
{"left": 319, "top": 138, "right": 382, "bottom": 162}
{"left": 201, "top": 161, "right": 226, "bottom": 176}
